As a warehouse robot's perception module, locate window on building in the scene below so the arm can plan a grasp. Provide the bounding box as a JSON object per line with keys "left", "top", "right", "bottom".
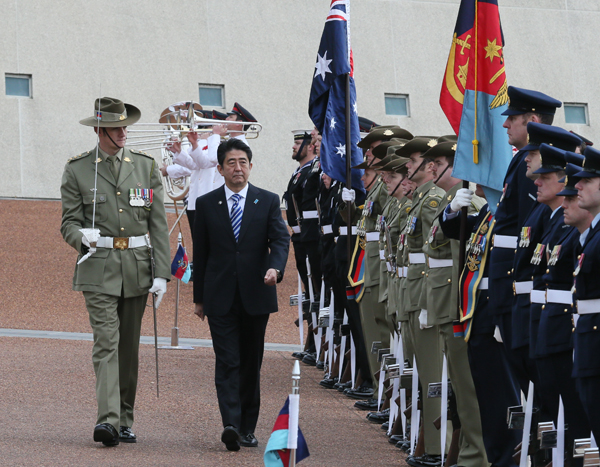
{"left": 564, "top": 103, "right": 588, "bottom": 125}
{"left": 198, "top": 84, "right": 224, "bottom": 108}
{"left": 385, "top": 94, "right": 409, "bottom": 117}
{"left": 5, "top": 74, "right": 31, "bottom": 97}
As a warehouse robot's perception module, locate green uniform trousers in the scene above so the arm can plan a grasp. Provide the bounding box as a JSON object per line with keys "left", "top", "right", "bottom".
{"left": 83, "top": 291, "right": 147, "bottom": 431}
{"left": 358, "top": 285, "right": 390, "bottom": 387}
{"left": 408, "top": 311, "right": 443, "bottom": 456}
{"left": 439, "top": 323, "right": 489, "bottom": 467}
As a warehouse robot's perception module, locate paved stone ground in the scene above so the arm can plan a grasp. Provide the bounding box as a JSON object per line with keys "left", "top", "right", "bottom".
{"left": 0, "top": 199, "right": 408, "bottom": 466}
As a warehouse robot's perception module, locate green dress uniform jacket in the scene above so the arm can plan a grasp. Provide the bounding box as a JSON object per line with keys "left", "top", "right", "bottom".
{"left": 378, "top": 196, "right": 401, "bottom": 303}
{"left": 359, "top": 178, "right": 389, "bottom": 288}
{"left": 384, "top": 196, "right": 408, "bottom": 316}
{"left": 421, "top": 184, "right": 484, "bottom": 326}
{"left": 61, "top": 147, "right": 171, "bottom": 296}
{"left": 396, "top": 198, "right": 413, "bottom": 322}
{"left": 403, "top": 180, "right": 445, "bottom": 313}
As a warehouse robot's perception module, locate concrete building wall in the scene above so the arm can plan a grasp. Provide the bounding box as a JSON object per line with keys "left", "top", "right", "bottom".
{"left": 1, "top": 0, "right": 598, "bottom": 199}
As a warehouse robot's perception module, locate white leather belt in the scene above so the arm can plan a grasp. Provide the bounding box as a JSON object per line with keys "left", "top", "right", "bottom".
{"left": 547, "top": 289, "right": 573, "bottom": 305}
{"left": 397, "top": 266, "right": 408, "bottom": 278}
{"left": 577, "top": 299, "right": 600, "bottom": 315}
{"left": 428, "top": 258, "right": 453, "bottom": 268}
{"left": 409, "top": 253, "right": 426, "bottom": 264}
{"left": 365, "top": 232, "right": 379, "bottom": 242}
{"left": 514, "top": 281, "right": 533, "bottom": 295}
{"left": 339, "top": 226, "right": 357, "bottom": 236}
{"left": 493, "top": 235, "right": 518, "bottom": 249}
{"left": 379, "top": 250, "right": 386, "bottom": 260}
{"left": 402, "top": 266, "right": 408, "bottom": 277}
{"left": 386, "top": 262, "right": 393, "bottom": 272}
{"left": 477, "top": 277, "right": 489, "bottom": 290}
{"left": 322, "top": 225, "right": 333, "bottom": 235}
{"left": 303, "top": 210, "right": 319, "bottom": 219}
{"left": 530, "top": 290, "right": 546, "bottom": 304}
{"left": 291, "top": 225, "right": 301, "bottom": 234}
{"left": 97, "top": 234, "right": 149, "bottom": 250}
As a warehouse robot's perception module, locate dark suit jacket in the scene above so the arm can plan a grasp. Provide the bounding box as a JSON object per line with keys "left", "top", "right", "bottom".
{"left": 193, "top": 183, "right": 290, "bottom": 316}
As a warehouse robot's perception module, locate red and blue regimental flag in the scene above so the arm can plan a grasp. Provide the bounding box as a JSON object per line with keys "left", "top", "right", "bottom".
{"left": 170, "top": 245, "right": 191, "bottom": 284}
{"left": 264, "top": 396, "right": 309, "bottom": 467}
{"left": 440, "top": 0, "right": 513, "bottom": 212}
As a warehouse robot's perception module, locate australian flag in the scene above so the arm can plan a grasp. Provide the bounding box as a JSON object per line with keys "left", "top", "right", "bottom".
{"left": 309, "top": 0, "right": 364, "bottom": 193}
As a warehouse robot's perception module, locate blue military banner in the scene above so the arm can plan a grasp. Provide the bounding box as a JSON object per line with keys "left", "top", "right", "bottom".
{"left": 440, "top": 0, "right": 513, "bottom": 212}
{"left": 308, "top": 0, "right": 364, "bottom": 192}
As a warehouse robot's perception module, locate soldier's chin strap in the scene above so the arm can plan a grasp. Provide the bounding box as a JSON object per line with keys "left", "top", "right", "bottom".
{"left": 102, "top": 128, "right": 125, "bottom": 149}
{"left": 390, "top": 177, "right": 403, "bottom": 197}
{"left": 434, "top": 164, "right": 452, "bottom": 185}
{"left": 408, "top": 160, "right": 426, "bottom": 181}
{"left": 295, "top": 137, "right": 311, "bottom": 163}
{"left": 364, "top": 174, "right": 378, "bottom": 191}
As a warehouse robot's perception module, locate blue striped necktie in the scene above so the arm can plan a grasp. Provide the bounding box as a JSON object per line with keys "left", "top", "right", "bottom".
{"left": 230, "top": 193, "right": 243, "bottom": 241}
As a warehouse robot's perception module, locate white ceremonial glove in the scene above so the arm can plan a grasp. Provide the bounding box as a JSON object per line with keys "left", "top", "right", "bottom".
{"left": 450, "top": 188, "right": 474, "bottom": 213}
{"left": 342, "top": 188, "right": 356, "bottom": 203}
{"left": 149, "top": 277, "right": 167, "bottom": 309}
{"left": 78, "top": 228, "right": 101, "bottom": 265}
{"left": 419, "top": 309, "right": 433, "bottom": 330}
{"left": 493, "top": 325, "right": 504, "bottom": 343}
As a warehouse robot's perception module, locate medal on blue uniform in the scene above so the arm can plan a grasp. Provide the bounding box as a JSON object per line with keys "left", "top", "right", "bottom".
{"left": 548, "top": 245, "right": 562, "bottom": 266}
{"left": 530, "top": 243, "right": 545, "bottom": 265}
{"left": 519, "top": 226, "right": 532, "bottom": 247}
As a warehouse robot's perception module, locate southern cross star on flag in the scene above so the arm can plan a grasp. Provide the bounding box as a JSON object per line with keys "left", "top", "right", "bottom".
{"left": 440, "top": 0, "right": 513, "bottom": 212}
{"left": 171, "top": 244, "right": 191, "bottom": 283}
{"left": 309, "top": 0, "right": 364, "bottom": 193}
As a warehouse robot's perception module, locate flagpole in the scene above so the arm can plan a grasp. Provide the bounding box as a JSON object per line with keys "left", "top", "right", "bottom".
{"left": 345, "top": 72, "right": 353, "bottom": 267}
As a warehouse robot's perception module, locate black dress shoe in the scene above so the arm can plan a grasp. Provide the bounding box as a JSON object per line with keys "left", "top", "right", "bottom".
{"left": 316, "top": 360, "right": 325, "bottom": 370}
{"left": 388, "top": 434, "right": 405, "bottom": 445}
{"left": 381, "top": 421, "right": 389, "bottom": 430}
{"left": 335, "top": 381, "right": 352, "bottom": 392}
{"left": 301, "top": 353, "right": 317, "bottom": 366}
{"left": 319, "top": 377, "right": 338, "bottom": 389}
{"left": 291, "top": 351, "right": 306, "bottom": 359}
{"left": 93, "top": 423, "right": 119, "bottom": 447}
{"left": 353, "top": 398, "right": 378, "bottom": 410}
{"left": 406, "top": 454, "right": 442, "bottom": 467}
{"left": 119, "top": 426, "right": 136, "bottom": 443}
{"left": 344, "top": 384, "right": 375, "bottom": 399}
{"left": 240, "top": 433, "right": 258, "bottom": 447}
{"left": 366, "top": 408, "right": 390, "bottom": 423}
{"left": 221, "top": 425, "right": 241, "bottom": 451}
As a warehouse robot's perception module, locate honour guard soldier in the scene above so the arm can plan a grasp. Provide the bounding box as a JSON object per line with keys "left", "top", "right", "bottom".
{"left": 60, "top": 97, "right": 170, "bottom": 446}
{"left": 572, "top": 146, "right": 600, "bottom": 443}
{"left": 342, "top": 125, "right": 413, "bottom": 406}
{"left": 532, "top": 147, "right": 591, "bottom": 464}
{"left": 490, "top": 86, "right": 561, "bottom": 395}
{"left": 421, "top": 141, "right": 488, "bottom": 467}
{"left": 400, "top": 137, "right": 446, "bottom": 465}
{"left": 283, "top": 130, "right": 321, "bottom": 365}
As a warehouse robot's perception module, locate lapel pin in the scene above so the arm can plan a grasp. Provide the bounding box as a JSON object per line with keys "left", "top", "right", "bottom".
{"left": 218, "top": 201, "right": 223, "bottom": 205}
{"left": 254, "top": 199, "right": 259, "bottom": 204}
{"left": 137, "top": 182, "right": 142, "bottom": 187}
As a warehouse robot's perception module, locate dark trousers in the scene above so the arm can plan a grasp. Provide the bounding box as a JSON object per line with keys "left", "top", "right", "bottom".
{"left": 576, "top": 375, "right": 600, "bottom": 444}
{"left": 537, "top": 352, "right": 590, "bottom": 467}
{"left": 468, "top": 327, "right": 521, "bottom": 467}
{"left": 186, "top": 208, "right": 195, "bottom": 237}
{"left": 207, "top": 289, "right": 270, "bottom": 434}
{"left": 293, "top": 239, "right": 322, "bottom": 296}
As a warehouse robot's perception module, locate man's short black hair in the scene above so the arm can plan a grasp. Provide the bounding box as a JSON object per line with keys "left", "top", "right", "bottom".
{"left": 217, "top": 138, "right": 253, "bottom": 166}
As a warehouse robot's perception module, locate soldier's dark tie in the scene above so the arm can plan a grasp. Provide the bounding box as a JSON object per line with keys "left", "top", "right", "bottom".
{"left": 230, "top": 193, "right": 242, "bottom": 241}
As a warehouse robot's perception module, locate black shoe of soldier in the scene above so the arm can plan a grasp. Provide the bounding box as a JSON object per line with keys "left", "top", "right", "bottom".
{"left": 406, "top": 454, "right": 442, "bottom": 467}
{"left": 94, "top": 423, "right": 119, "bottom": 447}
{"left": 301, "top": 353, "right": 317, "bottom": 366}
{"left": 366, "top": 408, "right": 390, "bottom": 423}
{"left": 335, "top": 381, "right": 352, "bottom": 392}
{"left": 119, "top": 426, "right": 137, "bottom": 443}
{"left": 353, "top": 398, "right": 378, "bottom": 410}
{"left": 319, "top": 376, "right": 338, "bottom": 389}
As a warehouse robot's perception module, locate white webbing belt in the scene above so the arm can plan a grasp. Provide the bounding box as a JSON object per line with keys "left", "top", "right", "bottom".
{"left": 514, "top": 281, "right": 533, "bottom": 295}
{"left": 428, "top": 258, "right": 453, "bottom": 268}
{"left": 530, "top": 290, "right": 546, "bottom": 304}
{"left": 97, "top": 234, "right": 149, "bottom": 249}
{"left": 408, "top": 253, "right": 426, "bottom": 264}
{"left": 546, "top": 289, "right": 573, "bottom": 305}
{"left": 577, "top": 299, "right": 600, "bottom": 315}
{"left": 493, "top": 235, "right": 518, "bottom": 249}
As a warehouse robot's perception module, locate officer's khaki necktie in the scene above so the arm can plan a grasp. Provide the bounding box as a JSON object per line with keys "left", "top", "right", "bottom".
{"left": 107, "top": 155, "right": 119, "bottom": 180}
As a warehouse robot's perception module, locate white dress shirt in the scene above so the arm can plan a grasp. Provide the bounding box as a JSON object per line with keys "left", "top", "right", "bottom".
{"left": 224, "top": 183, "right": 249, "bottom": 215}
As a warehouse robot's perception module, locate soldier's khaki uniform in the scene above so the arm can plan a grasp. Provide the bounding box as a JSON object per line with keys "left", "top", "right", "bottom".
{"left": 403, "top": 179, "right": 445, "bottom": 455}
{"left": 422, "top": 183, "right": 487, "bottom": 466}
{"left": 355, "top": 178, "right": 390, "bottom": 385}
{"left": 61, "top": 146, "right": 170, "bottom": 430}
{"left": 396, "top": 198, "right": 414, "bottom": 362}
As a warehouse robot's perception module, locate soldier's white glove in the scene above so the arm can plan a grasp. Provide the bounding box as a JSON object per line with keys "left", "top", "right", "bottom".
{"left": 419, "top": 309, "right": 433, "bottom": 330}
{"left": 450, "top": 188, "right": 474, "bottom": 213}
{"left": 78, "top": 228, "right": 101, "bottom": 265}
{"left": 493, "top": 325, "right": 504, "bottom": 343}
{"left": 149, "top": 277, "right": 167, "bottom": 309}
{"left": 342, "top": 188, "right": 355, "bottom": 203}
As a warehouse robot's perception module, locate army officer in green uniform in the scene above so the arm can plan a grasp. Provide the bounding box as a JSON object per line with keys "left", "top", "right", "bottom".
{"left": 60, "top": 97, "right": 170, "bottom": 446}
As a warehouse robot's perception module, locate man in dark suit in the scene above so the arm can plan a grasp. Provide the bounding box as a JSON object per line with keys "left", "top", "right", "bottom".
{"left": 193, "top": 138, "right": 290, "bottom": 451}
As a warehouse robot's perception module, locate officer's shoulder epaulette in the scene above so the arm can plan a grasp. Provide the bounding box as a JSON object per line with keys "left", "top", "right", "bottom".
{"left": 67, "top": 151, "right": 92, "bottom": 163}
{"left": 129, "top": 149, "right": 154, "bottom": 159}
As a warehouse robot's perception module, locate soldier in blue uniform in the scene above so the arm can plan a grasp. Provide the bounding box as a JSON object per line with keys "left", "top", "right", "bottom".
{"left": 489, "top": 87, "right": 561, "bottom": 397}
{"left": 532, "top": 148, "right": 591, "bottom": 466}
{"left": 572, "top": 146, "right": 600, "bottom": 442}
